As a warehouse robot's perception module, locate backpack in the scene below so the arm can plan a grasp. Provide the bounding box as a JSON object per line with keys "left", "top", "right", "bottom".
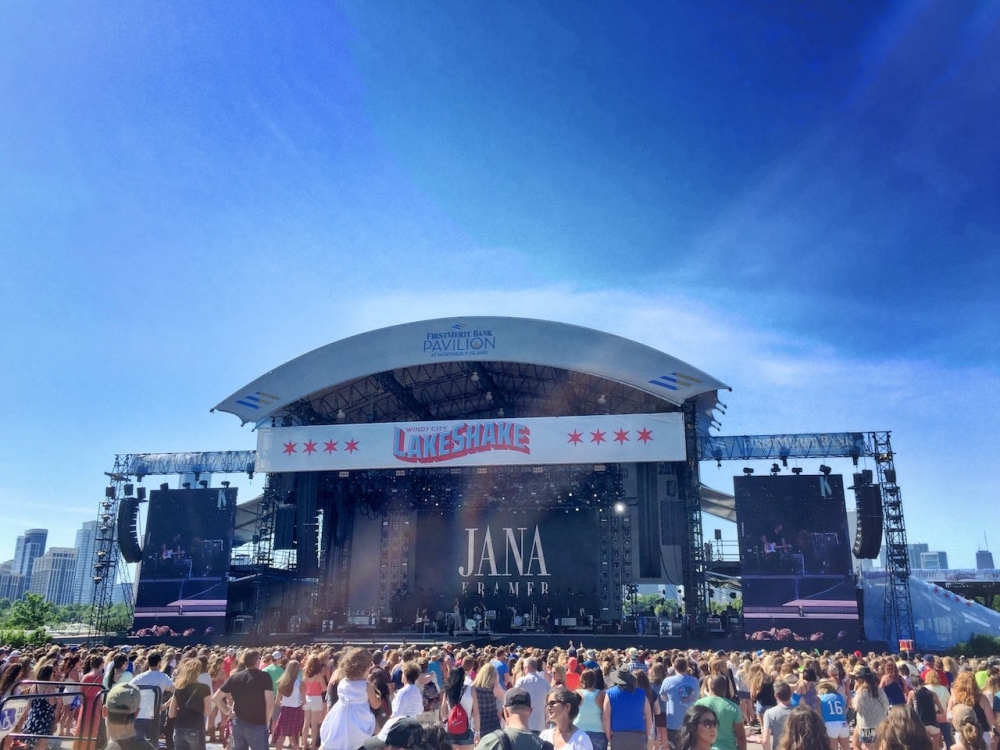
{"left": 446, "top": 702, "right": 469, "bottom": 735}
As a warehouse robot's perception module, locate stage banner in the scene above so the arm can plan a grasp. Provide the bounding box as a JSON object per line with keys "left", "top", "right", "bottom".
{"left": 735, "top": 474, "right": 860, "bottom": 643}
{"left": 256, "top": 413, "right": 684, "bottom": 472}
{"left": 132, "top": 487, "right": 238, "bottom": 639}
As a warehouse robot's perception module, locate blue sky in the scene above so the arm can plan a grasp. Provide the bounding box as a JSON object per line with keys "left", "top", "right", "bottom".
{"left": 1, "top": 2, "right": 998, "bottom": 570}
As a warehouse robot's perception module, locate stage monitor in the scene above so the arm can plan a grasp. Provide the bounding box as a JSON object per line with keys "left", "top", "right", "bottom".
{"left": 408, "top": 508, "right": 601, "bottom": 631}
{"left": 735, "top": 474, "right": 860, "bottom": 643}
{"left": 132, "top": 487, "right": 238, "bottom": 639}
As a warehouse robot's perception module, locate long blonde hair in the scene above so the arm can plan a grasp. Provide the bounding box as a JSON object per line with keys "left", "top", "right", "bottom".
{"left": 173, "top": 658, "right": 203, "bottom": 691}
{"left": 472, "top": 662, "right": 498, "bottom": 689}
{"left": 278, "top": 660, "right": 301, "bottom": 698}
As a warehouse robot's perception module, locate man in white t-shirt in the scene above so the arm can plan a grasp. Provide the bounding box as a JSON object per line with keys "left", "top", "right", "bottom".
{"left": 131, "top": 652, "right": 175, "bottom": 744}
{"left": 391, "top": 662, "right": 425, "bottom": 719}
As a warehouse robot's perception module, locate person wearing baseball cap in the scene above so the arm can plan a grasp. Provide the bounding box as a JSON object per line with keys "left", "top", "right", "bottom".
{"left": 361, "top": 716, "right": 424, "bottom": 750}
{"left": 103, "top": 682, "right": 156, "bottom": 750}
{"left": 475, "top": 689, "right": 549, "bottom": 750}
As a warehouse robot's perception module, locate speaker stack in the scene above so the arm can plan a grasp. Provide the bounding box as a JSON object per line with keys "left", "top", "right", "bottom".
{"left": 852, "top": 470, "right": 883, "bottom": 559}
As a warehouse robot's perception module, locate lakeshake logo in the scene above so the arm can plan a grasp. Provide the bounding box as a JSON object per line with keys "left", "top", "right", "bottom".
{"left": 392, "top": 420, "right": 530, "bottom": 464}
{"left": 423, "top": 325, "right": 496, "bottom": 358}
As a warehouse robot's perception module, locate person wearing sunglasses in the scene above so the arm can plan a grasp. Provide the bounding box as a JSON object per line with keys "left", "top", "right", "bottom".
{"left": 540, "top": 686, "right": 593, "bottom": 750}
{"left": 673, "top": 705, "right": 719, "bottom": 750}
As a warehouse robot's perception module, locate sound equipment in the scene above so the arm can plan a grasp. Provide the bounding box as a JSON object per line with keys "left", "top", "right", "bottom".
{"left": 117, "top": 496, "right": 144, "bottom": 563}
{"left": 852, "top": 475, "right": 883, "bottom": 559}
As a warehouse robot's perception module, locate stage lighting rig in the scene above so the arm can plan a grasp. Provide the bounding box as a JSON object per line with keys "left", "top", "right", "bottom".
{"left": 819, "top": 465, "right": 832, "bottom": 476}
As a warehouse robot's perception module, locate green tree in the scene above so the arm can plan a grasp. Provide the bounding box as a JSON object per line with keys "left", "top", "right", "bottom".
{"left": 6, "top": 593, "right": 56, "bottom": 630}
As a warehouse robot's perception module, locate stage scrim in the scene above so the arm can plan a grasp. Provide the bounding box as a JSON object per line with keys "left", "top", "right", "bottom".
{"left": 133, "top": 487, "right": 237, "bottom": 637}
{"left": 735, "top": 474, "right": 859, "bottom": 642}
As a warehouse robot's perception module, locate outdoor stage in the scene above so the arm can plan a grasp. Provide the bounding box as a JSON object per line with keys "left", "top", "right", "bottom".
{"left": 96, "top": 317, "right": 910, "bottom": 649}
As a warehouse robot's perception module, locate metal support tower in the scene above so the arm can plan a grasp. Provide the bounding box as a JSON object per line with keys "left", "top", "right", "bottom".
{"left": 871, "top": 431, "right": 915, "bottom": 645}
{"left": 88, "top": 456, "right": 130, "bottom": 644}
{"left": 251, "top": 475, "right": 279, "bottom": 635}
{"left": 681, "top": 402, "right": 708, "bottom": 629}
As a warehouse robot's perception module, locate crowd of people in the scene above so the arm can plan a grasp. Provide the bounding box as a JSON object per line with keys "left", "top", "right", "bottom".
{"left": 1, "top": 642, "right": 999, "bottom": 750}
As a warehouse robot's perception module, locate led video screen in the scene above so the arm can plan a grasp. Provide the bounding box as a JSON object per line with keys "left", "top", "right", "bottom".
{"left": 735, "top": 474, "right": 859, "bottom": 643}
{"left": 408, "top": 508, "right": 601, "bottom": 631}
{"left": 132, "top": 487, "right": 237, "bottom": 638}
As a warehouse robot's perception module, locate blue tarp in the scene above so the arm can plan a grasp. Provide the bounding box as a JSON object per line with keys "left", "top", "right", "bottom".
{"left": 862, "top": 571, "right": 1000, "bottom": 649}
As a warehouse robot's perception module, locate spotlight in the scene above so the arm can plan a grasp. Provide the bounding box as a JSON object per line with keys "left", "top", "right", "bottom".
{"left": 743, "top": 468, "right": 754, "bottom": 476}
{"left": 614, "top": 501, "right": 626, "bottom": 514}
{"left": 598, "top": 394, "right": 606, "bottom": 405}
{"left": 485, "top": 392, "right": 493, "bottom": 402}
{"left": 712, "top": 448, "right": 723, "bottom": 468}
{"left": 770, "top": 463, "right": 780, "bottom": 475}
{"left": 199, "top": 480, "right": 208, "bottom": 488}
{"left": 182, "top": 482, "right": 191, "bottom": 489}
{"left": 779, "top": 449, "right": 790, "bottom": 468}
{"left": 819, "top": 465, "right": 832, "bottom": 476}
{"left": 221, "top": 481, "right": 230, "bottom": 488}
{"left": 160, "top": 483, "right": 169, "bottom": 491}
{"left": 849, "top": 447, "right": 861, "bottom": 466}
{"left": 470, "top": 371, "right": 479, "bottom": 383}
{"left": 498, "top": 408, "right": 505, "bottom": 417}
{"left": 336, "top": 409, "right": 346, "bottom": 420}
{"left": 791, "top": 467, "right": 803, "bottom": 475}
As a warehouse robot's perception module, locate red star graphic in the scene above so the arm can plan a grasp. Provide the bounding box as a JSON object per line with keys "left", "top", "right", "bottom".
{"left": 637, "top": 427, "right": 653, "bottom": 444}
{"left": 303, "top": 440, "right": 317, "bottom": 455}
{"left": 567, "top": 430, "right": 584, "bottom": 445}
{"left": 282, "top": 441, "right": 297, "bottom": 455}
{"left": 345, "top": 439, "right": 360, "bottom": 453}
{"left": 590, "top": 429, "right": 606, "bottom": 445}
{"left": 323, "top": 440, "right": 338, "bottom": 453}
{"left": 614, "top": 429, "right": 629, "bottom": 445}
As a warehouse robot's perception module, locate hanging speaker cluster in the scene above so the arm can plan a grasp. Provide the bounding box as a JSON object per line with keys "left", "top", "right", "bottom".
{"left": 117, "top": 495, "right": 144, "bottom": 563}
{"left": 852, "top": 470, "right": 883, "bottom": 559}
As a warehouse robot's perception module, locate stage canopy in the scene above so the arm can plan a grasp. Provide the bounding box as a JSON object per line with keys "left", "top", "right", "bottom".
{"left": 215, "top": 316, "right": 729, "bottom": 433}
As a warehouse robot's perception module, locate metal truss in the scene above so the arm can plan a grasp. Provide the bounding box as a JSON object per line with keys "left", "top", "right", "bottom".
{"left": 122, "top": 451, "right": 257, "bottom": 478}
{"left": 88, "top": 457, "right": 128, "bottom": 644}
{"left": 698, "top": 432, "right": 870, "bottom": 463}
{"left": 251, "top": 475, "right": 279, "bottom": 635}
{"left": 871, "top": 432, "right": 915, "bottom": 644}
{"left": 681, "top": 402, "right": 709, "bottom": 630}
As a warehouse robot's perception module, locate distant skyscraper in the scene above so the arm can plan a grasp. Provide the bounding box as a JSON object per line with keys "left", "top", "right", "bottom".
{"left": 72, "top": 521, "right": 99, "bottom": 605}
{"left": 0, "top": 559, "right": 27, "bottom": 601}
{"left": 976, "top": 550, "right": 995, "bottom": 570}
{"left": 29, "top": 547, "right": 78, "bottom": 605}
{"left": 13, "top": 529, "right": 48, "bottom": 581}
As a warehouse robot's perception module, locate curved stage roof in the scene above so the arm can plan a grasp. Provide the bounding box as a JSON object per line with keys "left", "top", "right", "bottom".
{"left": 215, "top": 316, "right": 729, "bottom": 432}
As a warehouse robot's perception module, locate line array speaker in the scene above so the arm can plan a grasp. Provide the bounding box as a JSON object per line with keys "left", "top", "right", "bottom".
{"left": 852, "top": 475, "right": 883, "bottom": 559}
{"left": 117, "top": 496, "right": 144, "bottom": 563}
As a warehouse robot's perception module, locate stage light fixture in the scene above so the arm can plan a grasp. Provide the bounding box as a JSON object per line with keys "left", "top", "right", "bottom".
{"left": 770, "top": 463, "right": 780, "bottom": 475}
{"left": 819, "top": 465, "right": 832, "bottom": 476}
{"left": 182, "top": 482, "right": 191, "bottom": 489}
{"left": 850, "top": 447, "right": 861, "bottom": 466}
{"left": 485, "top": 391, "right": 493, "bottom": 402}
{"left": 336, "top": 409, "right": 346, "bottom": 420}
{"left": 221, "top": 481, "right": 230, "bottom": 488}
{"left": 791, "top": 467, "right": 803, "bottom": 475}
{"left": 712, "top": 448, "right": 723, "bottom": 468}
{"left": 614, "top": 501, "right": 626, "bottom": 514}
{"left": 160, "top": 483, "right": 169, "bottom": 491}
{"left": 470, "top": 371, "right": 479, "bottom": 383}
{"left": 498, "top": 408, "right": 505, "bottom": 417}
{"left": 779, "top": 448, "right": 790, "bottom": 467}
{"left": 743, "top": 467, "right": 754, "bottom": 476}
{"left": 598, "top": 394, "right": 606, "bottom": 405}
{"left": 199, "top": 480, "right": 208, "bottom": 488}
